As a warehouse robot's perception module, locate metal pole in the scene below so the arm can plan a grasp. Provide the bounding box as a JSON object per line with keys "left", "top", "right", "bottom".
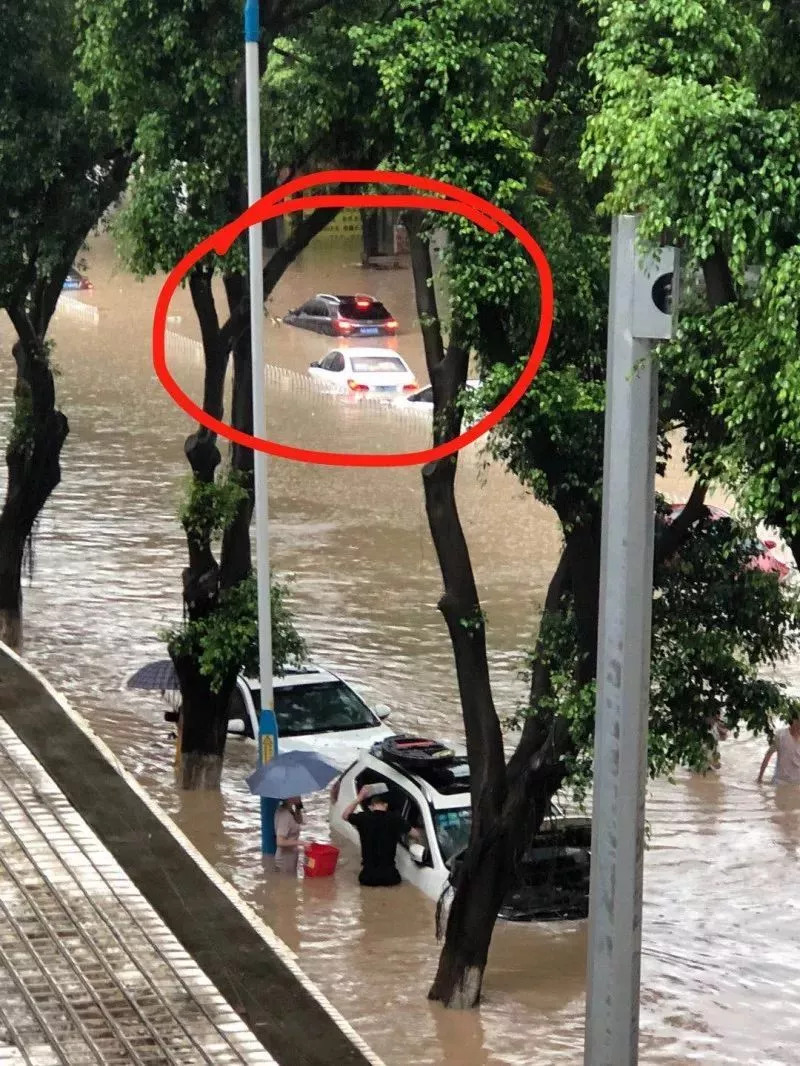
{"left": 584, "top": 215, "right": 659, "bottom": 1065}
{"left": 244, "top": 0, "right": 278, "bottom": 855}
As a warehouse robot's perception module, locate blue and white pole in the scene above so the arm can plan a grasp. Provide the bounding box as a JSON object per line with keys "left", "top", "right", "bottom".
{"left": 244, "top": 0, "right": 278, "bottom": 854}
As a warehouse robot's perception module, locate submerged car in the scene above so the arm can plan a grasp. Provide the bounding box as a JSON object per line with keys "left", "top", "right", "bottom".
{"left": 666, "top": 503, "right": 792, "bottom": 582}
{"left": 166, "top": 666, "right": 395, "bottom": 768}
{"left": 309, "top": 347, "right": 418, "bottom": 395}
{"left": 392, "top": 379, "right": 481, "bottom": 414}
{"left": 330, "top": 735, "right": 592, "bottom": 922}
{"left": 63, "top": 268, "right": 93, "bottom": 291}
{"left": 284, "top": 293, "right": 398, "bottom": 337}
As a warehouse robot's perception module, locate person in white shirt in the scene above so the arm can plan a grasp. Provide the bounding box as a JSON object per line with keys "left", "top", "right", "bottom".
{"left": 757, "top": 717, "right": 800, "bottom": 784}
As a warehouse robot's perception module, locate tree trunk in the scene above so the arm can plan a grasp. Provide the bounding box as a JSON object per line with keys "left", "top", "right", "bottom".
{"left": 0, "top": 332, "right": 69, "bottom": 649}
{"left": 404, "top": 214, "right": 508, "bottom": 1007}
{"left": 360, "top": 209, "right": 379, "bottom": 265}
{"left": 174, "top": 653, "right": 237, "bottom": 790}
{"left": 428, "top": 834, "right": 510, "bottom": 1007}
{"left": 173, "top": 272, "right": 229, "bottom": 789}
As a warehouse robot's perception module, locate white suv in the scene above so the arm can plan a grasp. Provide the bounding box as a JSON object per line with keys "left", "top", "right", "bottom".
{"left": 225, "top": 666, "right": 395, "bottom": 768}
{"left": 330, "top": 737, "right": 593, "bottom": 922}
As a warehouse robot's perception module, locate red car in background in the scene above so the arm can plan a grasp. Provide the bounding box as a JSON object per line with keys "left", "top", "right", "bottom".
{"left": 666, "top": 503, "right": 792, "bottom": 582}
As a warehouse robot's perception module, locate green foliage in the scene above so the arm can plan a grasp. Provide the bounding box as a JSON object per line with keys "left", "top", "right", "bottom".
{"left": 357, "top": 0, "right": 800, "bottom": 785}
{"left": 179, "top": 470, "right": 248, "bottom": 544}
{"left": 510, "top": 508, "right": 800, "bottom": 793}
{"left": 164, "top": 573, "right": 308, "bottom": 694}
{"left": 1, "top": 0, "right": 124, "bottom": 307}
{"left": 9, "top": 388, "right": 35, "bottom": 456}
{"left": 583, "top": 0, "right": 800, "bottom": 544}
{"left": 77, "top": 0, "right": 389, "bottom": 281}
{"left": 76, "top": 0, "right": 246, "bottom": 278}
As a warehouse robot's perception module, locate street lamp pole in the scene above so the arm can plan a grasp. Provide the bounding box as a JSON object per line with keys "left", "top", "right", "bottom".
{"left": 244, "top": 0, "right": 278, "bottom": 855}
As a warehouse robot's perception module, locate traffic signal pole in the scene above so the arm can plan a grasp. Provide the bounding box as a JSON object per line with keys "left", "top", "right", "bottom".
{"left": 584, "top": 215, "right": 679, "bottom": 1065}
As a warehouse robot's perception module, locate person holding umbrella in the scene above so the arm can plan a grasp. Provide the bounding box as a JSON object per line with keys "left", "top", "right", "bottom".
{"left": 274, "top": 797, "right": 304, "bottom": 874}
{"left": 246, "top": 748, "right": 342, "bottom": 875}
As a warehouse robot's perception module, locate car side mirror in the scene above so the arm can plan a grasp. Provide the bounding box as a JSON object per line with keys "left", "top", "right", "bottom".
{"left": 310, "top": 360, "right": 319, "bottom": 368}
{"left": 409, "top": 842, "right": 426, "bottom": 865}
{"left": 227, "top": 718, "right": 246, "bottom": 737}
{"left": 375, "top": 704, "right": 391, "bottom": 720}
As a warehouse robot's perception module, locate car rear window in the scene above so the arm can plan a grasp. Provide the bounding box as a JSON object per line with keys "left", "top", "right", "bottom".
{"left": 349, "top": 355, "right": 407, "bottom": 373}
{"left": 266, "top": 681, "right": 379, "bottom": 736}
{"left": 337, "top": 297, "right": 392, "bottom": 321}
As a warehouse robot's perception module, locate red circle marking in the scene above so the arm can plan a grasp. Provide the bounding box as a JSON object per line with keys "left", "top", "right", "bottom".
{"left": 152, "top": 170, "right": 553, "bottom": 467}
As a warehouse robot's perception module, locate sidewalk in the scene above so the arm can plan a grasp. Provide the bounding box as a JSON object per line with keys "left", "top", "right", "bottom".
{"left": 0, "top": 647, "right": 384, "bottom": 1066}
{"left": 0, "top": 718, "right": 274, "bottom": 1065}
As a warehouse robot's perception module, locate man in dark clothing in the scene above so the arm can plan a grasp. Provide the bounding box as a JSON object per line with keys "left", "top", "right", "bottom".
{"left": 342, "top": 784, "right": 420, "bottom": 887}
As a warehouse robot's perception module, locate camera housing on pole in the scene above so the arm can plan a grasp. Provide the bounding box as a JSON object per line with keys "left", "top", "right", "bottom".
{"left": 584, "top": 215, "right": 679, "bottom": 1066}
{"left": 632, "top": 243, "right": 679, "bottom": 341}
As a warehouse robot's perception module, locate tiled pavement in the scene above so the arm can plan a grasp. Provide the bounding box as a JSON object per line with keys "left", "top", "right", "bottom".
{"left": 0, "top": 719, "right": 276, "bottom": 1066}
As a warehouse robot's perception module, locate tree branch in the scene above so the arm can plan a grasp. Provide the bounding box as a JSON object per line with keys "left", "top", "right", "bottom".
{"left": 404, "top": 212, "right": 446, "bottom": 371}
{"left": 702, "top": 246, "right": 737, "bottom": 309}
{"left": 532, "top": 11, "right": 572, "bottom": 159}
{"left": 220, "top": 197, "right": 345, "bottom": 350}
{"left": 654, "top": 478, "right": 709, "bottom": 567}
{"left": 189, "top": 270, "right": 228, "bottom": 423}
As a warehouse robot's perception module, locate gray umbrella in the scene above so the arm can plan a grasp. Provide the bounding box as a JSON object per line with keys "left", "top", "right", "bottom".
{"left": 246, "top": 750, "right": 341, "bottom": 799}
{"left": 126, "top": 659, "right": 179, "bottom": 692}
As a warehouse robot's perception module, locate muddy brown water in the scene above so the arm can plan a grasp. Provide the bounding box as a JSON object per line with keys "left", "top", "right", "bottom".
{"left": 1, "top": 231, "right": 800, "bottom": 1065}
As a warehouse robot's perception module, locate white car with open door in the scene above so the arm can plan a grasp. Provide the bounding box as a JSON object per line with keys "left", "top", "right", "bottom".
{"left": 222, "top": 666, "right": 395, "bottom": 769}
{"left": 330, "top": 734, "right": 593, "bottom": 922}
{"left": 308, "top": 348, "right": 418, "bottom": 397}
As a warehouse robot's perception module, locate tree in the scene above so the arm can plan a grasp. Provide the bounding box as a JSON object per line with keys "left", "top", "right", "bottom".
{"left": 356, "top": 0, "right": 800, "bottom": 1007}
{"left": 77, "top": 0, "right": 392, "bottom": 786}
{"left": 582, "top": 0, "right": 800, "bottom": 564}
{"left": 0, "top": 0, "right": 131, "bottom": 646}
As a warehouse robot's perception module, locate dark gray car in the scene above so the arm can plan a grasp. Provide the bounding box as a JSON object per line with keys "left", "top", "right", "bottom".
{"left": 283, "top": 293, "right": 399, "bottom": 337}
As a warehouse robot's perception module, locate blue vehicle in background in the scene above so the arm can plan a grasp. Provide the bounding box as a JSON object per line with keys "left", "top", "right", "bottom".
{"left": 62, "top": 268, "right": 93, "bottom": 291}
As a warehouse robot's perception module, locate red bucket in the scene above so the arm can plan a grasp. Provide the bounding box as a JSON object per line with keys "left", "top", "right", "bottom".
{"left": 303, "top": 842, "right": 339, "bottom": 878}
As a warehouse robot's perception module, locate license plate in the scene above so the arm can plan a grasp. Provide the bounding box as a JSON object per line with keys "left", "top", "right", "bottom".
{"left": 376, "top": 385, "right": 396, "bottom": 393}
{"left": 360, "top": 327, "right": 379, "bottom": 335}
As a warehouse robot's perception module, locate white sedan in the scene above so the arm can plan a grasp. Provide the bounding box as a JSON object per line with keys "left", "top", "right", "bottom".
{"left": 392, "top": 379, "right": 481, "bottom": 414}
{"left": 308, "top": 347, "right": 418, "bottom": 396}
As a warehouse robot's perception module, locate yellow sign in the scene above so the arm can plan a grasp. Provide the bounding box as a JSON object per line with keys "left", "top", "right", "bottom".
{"left": 261, "top": 735, "right": 275, "bottom": 764}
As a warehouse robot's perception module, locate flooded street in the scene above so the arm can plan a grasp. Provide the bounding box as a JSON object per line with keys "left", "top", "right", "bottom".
{"left": 2, "top": 231, "right": 800, "bottom": 1064}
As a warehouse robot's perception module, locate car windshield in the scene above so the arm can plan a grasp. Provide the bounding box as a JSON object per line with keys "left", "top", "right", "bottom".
{"left": 338, "top": 298, "right": 391, "bottom": 321}
{"left": 349, "top": 356, "right": 407, "bottom": 373}
{"left": 251, "top": 681, "right": 379, "bottom": 737}
{"left": 434, "top": 807, "right": 472, "bottom": 864}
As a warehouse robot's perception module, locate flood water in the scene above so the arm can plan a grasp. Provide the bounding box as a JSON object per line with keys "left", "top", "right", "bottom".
{"left": 2, "top": 230, "right": 800, "bottom": 1065}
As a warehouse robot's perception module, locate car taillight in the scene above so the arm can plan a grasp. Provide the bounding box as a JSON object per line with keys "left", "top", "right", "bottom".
{"left": 347, "top": 379, "right": 369, "bottom": 392}
{"left": 385, "top": 319, "right": 398, "bottom": 330}
{"left": 337, "top": 320, "right": 354, "bottom": 333}
{"left": 403, "top": 382, "right": 418, "bottom": 392}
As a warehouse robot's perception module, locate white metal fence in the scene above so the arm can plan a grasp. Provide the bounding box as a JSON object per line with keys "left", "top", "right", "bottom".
{"left": 54, "top": 295, "right": 100, "bottom": 326}
{"left": 164, "top": 329, "right": 435, "bottom": 426}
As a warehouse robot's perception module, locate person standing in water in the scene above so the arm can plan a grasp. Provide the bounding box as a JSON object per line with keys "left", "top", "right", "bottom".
{"left": 757, "top": 716, "right": 800, "bottom": 784}
{"left": 341, "top": 783, "right": 420, "bottom": 887}
{"left": 274, "top": 796, "right": 304, "bottom": 873}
